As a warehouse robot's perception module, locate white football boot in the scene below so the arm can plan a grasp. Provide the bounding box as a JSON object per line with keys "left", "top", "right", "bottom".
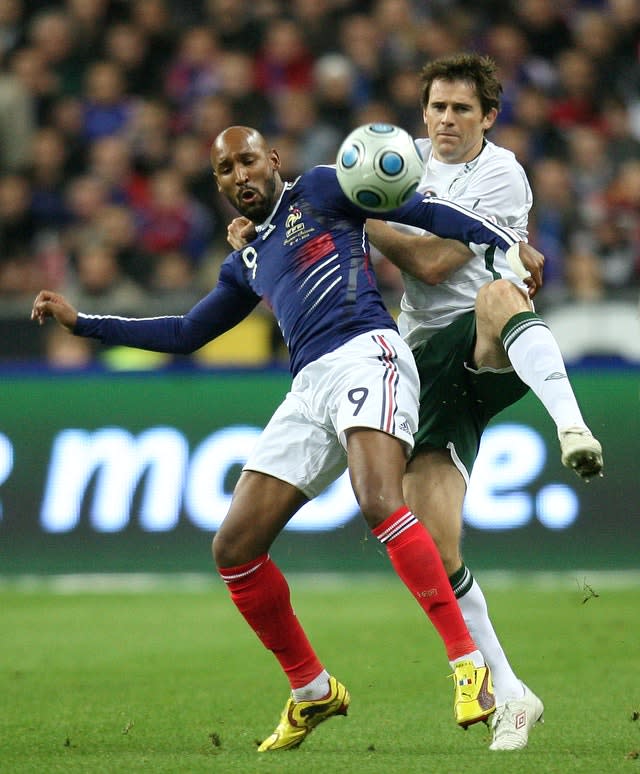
{"left": 558, "top": 426, "right": 603, "bottom": 481}
{"left": 489, "top": 683, "right": 544, "bottom": 751}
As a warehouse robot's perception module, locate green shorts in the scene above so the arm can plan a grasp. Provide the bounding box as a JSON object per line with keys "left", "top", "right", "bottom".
{"left": 411, "top": 311, "right": 529, "bottom": 480}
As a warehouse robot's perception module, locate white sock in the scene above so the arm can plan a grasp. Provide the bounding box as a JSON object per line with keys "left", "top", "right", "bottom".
{"left": 502, "top": 315, "right": 586, "bottom": 430}
{"left": 449, "top": 648, "right": 485, "bottom": 670}
{"left": 457, "top": 578, "right": 524, "bottom": 705}
{"left": 292, "top": 669, "right": 330, "bottom": 702}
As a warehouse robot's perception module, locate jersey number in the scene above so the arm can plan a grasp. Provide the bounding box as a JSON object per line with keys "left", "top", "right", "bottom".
{"left": 348, "top": 387, "right": 369, "bottom": 416}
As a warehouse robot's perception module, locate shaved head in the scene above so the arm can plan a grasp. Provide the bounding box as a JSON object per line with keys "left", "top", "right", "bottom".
{"left": 212, "top": 126, "right": 269, "bottom": 159}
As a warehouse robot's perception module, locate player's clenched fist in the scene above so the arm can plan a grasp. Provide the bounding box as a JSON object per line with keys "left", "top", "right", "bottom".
{"left": 31, "top": 290, "right": 78, "bottom": 331}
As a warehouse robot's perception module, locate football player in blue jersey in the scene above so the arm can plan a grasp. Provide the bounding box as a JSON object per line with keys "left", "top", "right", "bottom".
{"left": 33, "top": 125, "right": 533, "bottom": 752}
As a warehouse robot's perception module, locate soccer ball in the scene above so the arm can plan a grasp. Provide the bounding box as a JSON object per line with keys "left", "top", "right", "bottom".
{"left": 336, "top": 123, "right": 424, "bottom": 212}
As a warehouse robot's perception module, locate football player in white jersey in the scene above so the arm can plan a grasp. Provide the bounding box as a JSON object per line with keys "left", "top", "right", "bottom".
{"left": 366, "top": 53, "right": 603, "bottom": 751}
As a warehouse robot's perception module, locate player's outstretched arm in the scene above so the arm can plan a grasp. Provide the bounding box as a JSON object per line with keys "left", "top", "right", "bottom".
{"left": 366, "top": 219, "right": 472, "bottom": 285}
{"left": 31, "top": 290, "right": 78, "bottom": 332}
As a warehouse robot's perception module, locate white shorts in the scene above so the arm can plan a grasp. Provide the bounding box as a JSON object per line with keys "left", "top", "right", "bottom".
{"left": 243, "top": 329, "right": 419, "bottom": 498}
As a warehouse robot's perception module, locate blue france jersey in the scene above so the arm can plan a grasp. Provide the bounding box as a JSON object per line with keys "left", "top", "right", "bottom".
{"left": 76, "top": 165, "right": 520, "bottom": 376}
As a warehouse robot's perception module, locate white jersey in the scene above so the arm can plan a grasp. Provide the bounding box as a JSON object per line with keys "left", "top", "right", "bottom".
{"left": 395, "top": 137, "right": 533, "bottom": 348}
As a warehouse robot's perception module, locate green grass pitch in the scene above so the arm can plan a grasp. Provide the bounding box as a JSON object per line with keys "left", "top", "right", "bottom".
{"left": 1, "top": 575, "right": 638, "bottom": 774}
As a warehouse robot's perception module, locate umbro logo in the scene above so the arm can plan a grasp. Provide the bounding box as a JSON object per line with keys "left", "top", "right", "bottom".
{"left": 544, "top": 372, "right": 567, "bottom": 381}
{"left": 514, "top": 710, "right": 527, "bottom": 730}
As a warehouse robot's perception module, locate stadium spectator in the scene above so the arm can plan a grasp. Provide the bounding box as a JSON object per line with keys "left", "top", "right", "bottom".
{"left": 0, "top": 0, "right": 26, "bottom": 62}
{"left": 270, "top": 88, "right": 343, "bottom": 173}
{"left": 337, "top": 13, "right": 387, "bottom": 108}
{"left": 511, "top": 84, "right": 568, "bottom": 163}
{"left": 27, "top": 8, "right": 86, "bottom": 97}
{"left": 128, "top": 97, "right": 173, "bottom": 174}
{"left": 549, "top": 48, "right": 605, "bottom": 132}
{"left": 128, "top": 0, "right": 177, "bottom": 83}
{"left": 203, "top": 0, "right": 265, "bottom": 53}
{"left": 529, "top": 156, "right": 583, "bottom": 296}
{"left": 62, "top": 239, "right": 147, "bottom": 316}
{"left": 9, "top": 44, "right": 58, "bottom": 127}
{"left": 0, "top": 65, "right": 35, "bottom": 173}
{"left": 0, "top": 171, "right": 51, "bottom": 302}
{"left": 512, "top": 0, "right": 572, "bottom": 62}
{"left": 290, "top": 0, "right": 342, "bottom": 56}
{"left": 217, "top": 50, "right": 272, "bottom": 134}
{"left": 253, "top": 16, "right": 314, "bottom": 97}
{"left": 164, "top": 25, "right": 222, "bottom": 133}
{"left": 65, "top": 0, "right": 113, "bottom": 65}
{"left": 62, "top": 174, "right": 110, "bottom": 263}
{"left": 312, "top": 53, "right": 359, "bottom": 138}
{"left": 91, "top": 202, "right": 153, "bottom": 287}
{"left": 87, "top": 134, "right": 150, "bottom": 209}
{"left": 80, "top": 59, "right": 138, "bottom": 142}
{"left": 136, "top": 166, "right": 214, "bottom": 265}
{"left": 27, "top": 126, "right": 71, "bottom": 234}
{"left": 102, "top": 22, "right": 157, "bottom": 100}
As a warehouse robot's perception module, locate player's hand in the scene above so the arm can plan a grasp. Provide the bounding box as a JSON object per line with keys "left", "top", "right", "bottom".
{"left": 31, "top": 290, "right": 78, "bottom": 331}
{"left": 227, "top": 216, "right": 256, "bottom": 250}
{"left": 518, "top": 243, "right": 544, "bottom": 298}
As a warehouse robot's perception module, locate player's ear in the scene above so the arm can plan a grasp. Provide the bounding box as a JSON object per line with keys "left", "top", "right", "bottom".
{"left": 483, "top": 108, "right": 498, "bottom": 131}
{"left": 268, "top": 148, "right": 281, "bottom": 171}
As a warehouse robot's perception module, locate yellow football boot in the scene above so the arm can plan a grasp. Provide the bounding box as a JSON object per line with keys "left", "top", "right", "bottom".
{"left": 258, "top": 676, "right": 350, "bottom": 751}
{"left": 452, "top": 660, "right": 496, "bottom": 728}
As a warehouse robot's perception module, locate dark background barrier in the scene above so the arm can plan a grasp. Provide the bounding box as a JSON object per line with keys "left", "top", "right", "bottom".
{"left": 0, "top": 364, "right": 638, "bottom": 575}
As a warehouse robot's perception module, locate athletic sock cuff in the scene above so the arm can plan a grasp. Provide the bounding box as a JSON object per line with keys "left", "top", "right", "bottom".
{"left": 218, "top": 554, "right": 269, "bottom": 585}
{"left": 371, "top": 506, "right": 418, "bottom": 544}
{"left": 501, "top": 311, "right": 547, "bottom": 352}
{"left": 449, "top": 563, "right": 474, "bottom": 598}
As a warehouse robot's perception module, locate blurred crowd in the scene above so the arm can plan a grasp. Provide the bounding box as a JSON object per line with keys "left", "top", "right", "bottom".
{"left": 0, "top": 0, "right": 638, "bottom": 366}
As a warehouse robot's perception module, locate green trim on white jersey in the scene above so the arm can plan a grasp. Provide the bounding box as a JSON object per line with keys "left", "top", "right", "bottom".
{"left": 397, "top": 138, "right": 533, "bottom": 350}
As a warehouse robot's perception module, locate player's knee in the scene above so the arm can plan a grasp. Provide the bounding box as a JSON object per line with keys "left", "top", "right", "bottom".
{"left": 477, "top": 278, "right": 526, "bottom": 315}
{"left": 357, "top": 490, "right": 403, "bottom": 529}
{"left": 211, "top": 529, "right": 243, "bottom": 569}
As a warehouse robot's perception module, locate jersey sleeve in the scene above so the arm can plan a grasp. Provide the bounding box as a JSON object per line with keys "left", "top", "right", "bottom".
{"left": 387, "top": 193, "right": 521, "bottom": 253}
{"left": 319, "top": 163, "right": 521, "bottom": 252}
{"left": 74, "top": 257, "right": 260, "bottom": 354}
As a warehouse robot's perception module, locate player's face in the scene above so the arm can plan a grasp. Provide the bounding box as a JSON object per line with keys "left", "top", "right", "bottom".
{"left": 211, "top": 129, "right": 282, "bottom": 223}
{"left": 423, "top": 79, "right": 497, "bottom": 164}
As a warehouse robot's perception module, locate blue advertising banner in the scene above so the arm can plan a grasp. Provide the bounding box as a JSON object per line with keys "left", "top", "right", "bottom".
{"left": 1, "top": 366, "right": 638, "bottom": 574}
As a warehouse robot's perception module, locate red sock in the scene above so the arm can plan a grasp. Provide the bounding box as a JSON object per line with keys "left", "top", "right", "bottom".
{"left": 372, "top": 506, "right": 475, "bottom": 661}
{"left": 219, "top": 554, "right": 324, "bottom": 689}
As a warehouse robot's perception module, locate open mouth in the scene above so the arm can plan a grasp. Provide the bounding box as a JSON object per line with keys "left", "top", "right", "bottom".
{"left": 240, "top": 188, "right": 258, "bottom": 204}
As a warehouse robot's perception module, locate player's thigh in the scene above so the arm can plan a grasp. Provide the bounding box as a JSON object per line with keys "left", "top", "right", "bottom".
{"left": 243, "top": 389, "right": 347, "bottom": 500}
{"left": 413, "top": 313, "right": 527, "bottom": 479}
{"left": 345, "top": 426, "right": 407, "bottom": 525}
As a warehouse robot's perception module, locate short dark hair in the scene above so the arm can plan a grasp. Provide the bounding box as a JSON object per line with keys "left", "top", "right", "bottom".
{"left": 419, "top": 53, "right": 502, "bottom": 116}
